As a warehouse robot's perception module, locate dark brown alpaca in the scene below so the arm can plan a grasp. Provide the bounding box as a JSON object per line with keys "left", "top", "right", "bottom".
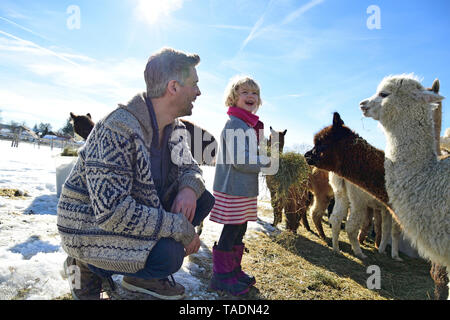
{"left": 69, "top": 112, "right": 217, "bottom": 166}
{"left": 304, "top": 113, "right": 390, "bottom": 208}
{"left": 266, "top": 127, "right": 312, "bottom": 233}
{"left": 70, "top": 112, "right": 94, "bottom": 140}
{"left": 305, "top": 111, "right": 448, "bottom": 300}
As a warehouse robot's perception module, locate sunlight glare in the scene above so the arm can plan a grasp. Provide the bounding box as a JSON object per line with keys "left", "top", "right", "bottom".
{"left": 136, "top": 0, "right": 184, "bottom": 25}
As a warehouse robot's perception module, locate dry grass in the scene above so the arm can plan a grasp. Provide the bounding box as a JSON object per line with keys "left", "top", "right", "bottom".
{"left": 240, "top": 213, "right": 435, "bottom": 300}
{"left": 0, "top": 188, "right": 29, "bottom": 199}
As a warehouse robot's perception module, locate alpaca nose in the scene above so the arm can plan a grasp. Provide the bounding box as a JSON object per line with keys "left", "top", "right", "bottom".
{"left": 360, "top": 100, "right": 369, "bottom": 112}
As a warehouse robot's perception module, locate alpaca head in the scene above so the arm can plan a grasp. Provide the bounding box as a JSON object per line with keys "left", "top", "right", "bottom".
{"left": 304, "top": 112, "right": 354, "bottom": 171}
{"left": 70, "top": 112, "right": 94, "bottom": 140}
{"left": 360, "top": 74, "right": 444, "bottom": 126}
{"left": 268, "top": 126, "right": 287, "bottom": 154}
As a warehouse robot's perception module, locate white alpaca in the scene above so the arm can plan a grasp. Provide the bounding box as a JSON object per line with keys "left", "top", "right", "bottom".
{"left": 328, "top": 172, "right": 402, "bottom": 260}
{"left": 360, "top": 74, "right": 449, "bottom": 269}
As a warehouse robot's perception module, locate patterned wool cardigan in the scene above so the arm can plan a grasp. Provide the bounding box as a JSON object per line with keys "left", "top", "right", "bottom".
{"left": 57, "top": 93, "right": 205, "bottom": 273}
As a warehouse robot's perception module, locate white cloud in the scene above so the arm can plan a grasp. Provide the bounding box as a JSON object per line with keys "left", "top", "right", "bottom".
{"left": 0, "top": 33, "right": 144, "bottom": 129}
{"left": 281, "top": 0, "right": 324, "bottom": 25}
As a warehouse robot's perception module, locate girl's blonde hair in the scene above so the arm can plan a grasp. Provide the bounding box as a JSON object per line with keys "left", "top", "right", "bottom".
{"left": 223, "top": 75, "right": 262, "bottom": 109}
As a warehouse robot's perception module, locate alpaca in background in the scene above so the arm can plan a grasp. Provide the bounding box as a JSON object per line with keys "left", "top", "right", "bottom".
{"left": 70, "top": 112, "right": 94, "bottom": 140}
{"left": 360, "top": 74, "right": 448, "bottom": 268}
{"left": 69, "top": 112, "right": 217, "bottom": 165}
{"left": 267, "top": 127, "right": 334, "bottom": 238}
{"left": 328, "top": 172, "right": 401, "bottom": 260}
{"left": 266, "top": 127, "right": 312, "bottom": 233}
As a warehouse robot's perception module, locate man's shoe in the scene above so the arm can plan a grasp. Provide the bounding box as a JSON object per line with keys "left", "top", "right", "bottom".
{"left": 63, "top": 256, "right": 104, "bottom": 300}
{"left": 122, "top": 275, "right": 185, "bottom": 300}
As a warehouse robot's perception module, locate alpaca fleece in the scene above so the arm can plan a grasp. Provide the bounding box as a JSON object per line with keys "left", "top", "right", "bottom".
{"left": 362, "top": 74, "right": 449, "bottom": 268}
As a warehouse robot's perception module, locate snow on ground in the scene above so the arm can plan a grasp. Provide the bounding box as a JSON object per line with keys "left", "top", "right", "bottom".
{"left": 0, "top": 139, "right": 276, "bottom": 300}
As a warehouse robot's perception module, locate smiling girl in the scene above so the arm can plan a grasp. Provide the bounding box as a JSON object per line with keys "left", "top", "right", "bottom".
{"left": 209, "top": 76, "right": 269, "bottom": 296}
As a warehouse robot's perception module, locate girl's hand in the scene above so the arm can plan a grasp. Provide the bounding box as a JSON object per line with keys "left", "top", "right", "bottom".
{"left": 171, "top": 187, "right": 197, "bottom": 223}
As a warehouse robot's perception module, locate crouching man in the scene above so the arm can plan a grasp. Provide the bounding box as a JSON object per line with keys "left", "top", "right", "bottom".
{"left": 57, "top": 47, "right": 214, "bottom": 300}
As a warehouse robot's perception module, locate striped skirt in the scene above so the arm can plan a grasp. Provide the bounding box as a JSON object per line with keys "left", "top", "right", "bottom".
{"left": 209, "top": 191, "right": 258, "bottom": 225}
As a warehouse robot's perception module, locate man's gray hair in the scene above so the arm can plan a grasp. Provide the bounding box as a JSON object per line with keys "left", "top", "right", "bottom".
{"left": 144, "top": 47, "right": 200, "bottom": 98}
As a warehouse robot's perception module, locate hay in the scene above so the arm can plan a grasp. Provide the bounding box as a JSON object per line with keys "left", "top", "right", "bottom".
{"left": 61, "top": 147, "right": 78, "bottom": 157}
{"left": 265, "top": 152, "right": 311, "bottom": 204}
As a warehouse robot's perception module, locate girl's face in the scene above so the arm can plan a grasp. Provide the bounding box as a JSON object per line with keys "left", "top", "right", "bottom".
{"left": 235, "top": 86, "right": 260, "bottom": 114}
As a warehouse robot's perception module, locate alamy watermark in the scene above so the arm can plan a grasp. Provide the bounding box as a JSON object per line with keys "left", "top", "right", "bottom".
{"left": 67, "top": 5, "right": 81, "bottom": 30}
{"left": 366, "top": 265, "right": 381, "bottom": 289}
{"left": 367, "top": 5, "right": 381, "bottom": 30}
{"left": 170, "top": 127, "right": 280, "bottom": 175}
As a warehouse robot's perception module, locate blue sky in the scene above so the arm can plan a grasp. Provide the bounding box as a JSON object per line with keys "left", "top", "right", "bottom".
{"left": 0, "top": 0, "right": 449, "bottom": 151}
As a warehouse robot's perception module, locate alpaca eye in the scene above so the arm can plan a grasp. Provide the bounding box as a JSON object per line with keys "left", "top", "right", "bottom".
{"left": 379, "top": 92, "right": 390, "bottom": 98}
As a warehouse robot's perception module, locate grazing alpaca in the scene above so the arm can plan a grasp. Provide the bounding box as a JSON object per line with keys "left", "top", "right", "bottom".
{"left": 328, "top": 172, "right": 402, "bottom": 260}
{"left": 69, "top": 112, "right": 217, "bottom": 165}
{"left": 70, "top": 112, "right": 94, "bottom": 140}
{"left": 360, "top": 74, "right": 449, "bottom": 269}
{"left": 304, "top": 113, "right": 402, "bottom": 260}
{"left": 266, "top": 127, "right": 312, "bottom": 233}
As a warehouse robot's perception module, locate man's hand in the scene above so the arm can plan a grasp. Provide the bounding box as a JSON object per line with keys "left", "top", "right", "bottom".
{"left": 184, "top": 234, "right": 201, "bottom": 257}
{"left": 171, "top": 187, "right": 197, "bottom": 223}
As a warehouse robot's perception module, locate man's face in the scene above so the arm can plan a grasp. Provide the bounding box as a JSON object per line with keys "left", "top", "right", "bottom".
{"left": 177, "top": 67, "right": 201, "bottom": 117}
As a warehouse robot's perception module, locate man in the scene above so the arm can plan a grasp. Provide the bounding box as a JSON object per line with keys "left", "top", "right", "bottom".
{"left": 57, "top": 48, "right": 214, "bottom": 300}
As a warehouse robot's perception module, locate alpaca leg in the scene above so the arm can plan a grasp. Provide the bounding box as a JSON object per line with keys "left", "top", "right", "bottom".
{"left": 430, "top": 263, "right": 449, "bottom": 300}
{"left": 270, "top": 189, "right": 282, "bottom": 227}
{"left": 391, "top": 219, "right": 403, "bottom": 261}
{"left": 378, "top": 209, "right": 391, "bottom": 254}
{"left": 300, "top": 192, "right": 312, "bottom": 232}
{"left": 346, "top": 203, "right": 367, "bottom": 259}
{"left": 373, "top": 209, "right": 382, "bottom": 248}
{"left": 311, "top": 195, "right": 328, "bottom": 241}
{"left": 285, "top": 199, "right": 300, "bottom": 233}
{"left": 329, "top": 193, "right": 348, "bottom": 255}
{"left": 359, "top": 207, "right": 374, "bottom": 245}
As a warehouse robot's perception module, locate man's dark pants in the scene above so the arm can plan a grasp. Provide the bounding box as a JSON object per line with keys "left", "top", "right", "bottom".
{"left": 87, "top": 190, "right": 214, "bottom": 279}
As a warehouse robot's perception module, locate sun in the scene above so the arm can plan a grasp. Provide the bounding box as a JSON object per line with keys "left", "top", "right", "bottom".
{"left": 135, "top": 0, "right": 184, "bottom": 25}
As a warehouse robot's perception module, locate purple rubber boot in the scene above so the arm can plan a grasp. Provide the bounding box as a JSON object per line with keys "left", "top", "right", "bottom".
{"left": 233, "top": 244, "right": 256, "bottom": 287}
{"left": 209, "top": 245, "right": 250, "bottom": 296}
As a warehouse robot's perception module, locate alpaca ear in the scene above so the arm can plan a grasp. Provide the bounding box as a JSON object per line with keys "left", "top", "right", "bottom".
{"left": 70, "top": 112, "right": 76, "bottom": 119}
{"left": 332, "top": 112, "right": 344, "bottom": 128}
{"left": 431, "top": 79, "right": 440, "bottom": 93}
{"left": 86, "top": 113, "right": 92, "bottom": 119}
{"left": 283, "top": 129, "right": 287, "bottom": 135}
{"left": 416, "top": 90, "right": 445, "bottom": 104}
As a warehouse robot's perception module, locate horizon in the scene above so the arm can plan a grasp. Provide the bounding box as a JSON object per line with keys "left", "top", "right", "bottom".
{"left": 0, "top": 0, "right": 449, "bottom": 151}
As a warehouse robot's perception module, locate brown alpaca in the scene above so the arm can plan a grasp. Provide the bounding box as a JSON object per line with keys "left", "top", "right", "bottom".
{"left": 177, "top": 119, "right": 217, "bottom": 166}
{"left": 266, "top": 127, "right": 315, "bottom": 233}
{"left": 304, "top": 113, "right": 390, "bottom": 207}
{"left": 69, "top": 112, "right": 217, "bottom": 166}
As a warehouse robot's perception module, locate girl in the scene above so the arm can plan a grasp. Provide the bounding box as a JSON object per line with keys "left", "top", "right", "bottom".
{"left": 209, "top": 76, "right": 270, "bottom": 296}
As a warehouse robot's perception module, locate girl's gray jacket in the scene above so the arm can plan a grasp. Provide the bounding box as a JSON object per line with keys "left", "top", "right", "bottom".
{"left": 213, "top": 115, "right": 270, "bottom": 197}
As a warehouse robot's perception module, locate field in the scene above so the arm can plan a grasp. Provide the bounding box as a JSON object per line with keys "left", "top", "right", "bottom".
{"left": 0, "top": 140, "right": 435, "bottom": 300}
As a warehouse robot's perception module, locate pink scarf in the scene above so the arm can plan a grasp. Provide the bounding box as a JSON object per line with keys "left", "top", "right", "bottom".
{"left": 227, "top": 106, "right": 264, "bottom": 143}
